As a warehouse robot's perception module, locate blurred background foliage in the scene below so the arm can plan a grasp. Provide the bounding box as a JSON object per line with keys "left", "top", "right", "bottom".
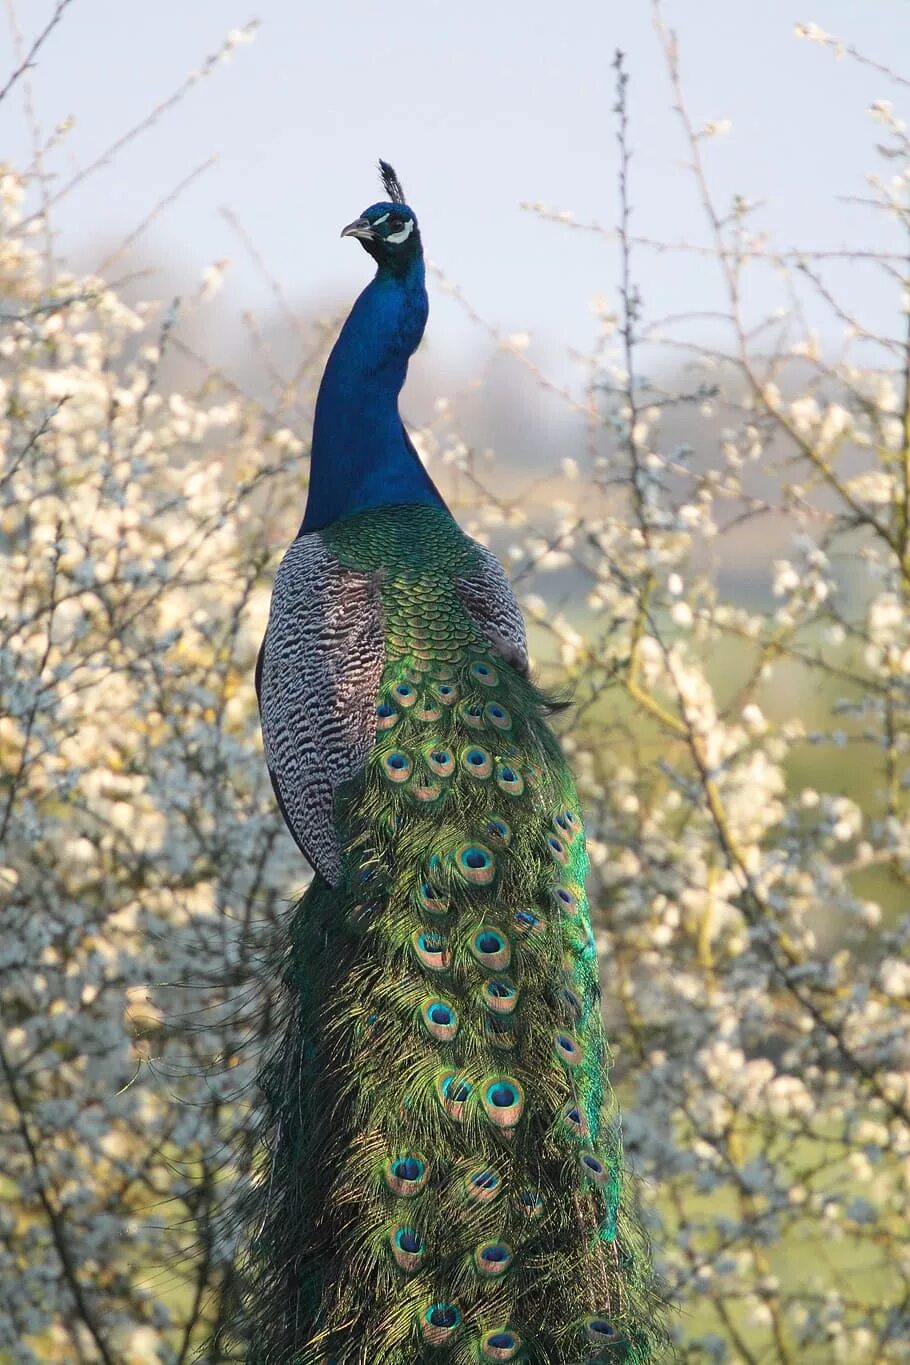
{"left": 1, "top": 2, "right": 910, "bottom": 1362}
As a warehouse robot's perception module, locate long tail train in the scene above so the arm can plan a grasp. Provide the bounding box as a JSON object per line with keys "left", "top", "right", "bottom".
{"left": 228, "top": 506, "right": 667, "bottom": 1363}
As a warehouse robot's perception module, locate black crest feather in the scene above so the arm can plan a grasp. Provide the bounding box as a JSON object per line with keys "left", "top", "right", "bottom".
{"left": 377, "top": 159, "right": 406, "bottom": 205}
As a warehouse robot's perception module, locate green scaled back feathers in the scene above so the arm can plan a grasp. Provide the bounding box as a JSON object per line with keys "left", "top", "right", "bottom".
{"left": 242, "top": 506, "right": 668, "bottom": 1363}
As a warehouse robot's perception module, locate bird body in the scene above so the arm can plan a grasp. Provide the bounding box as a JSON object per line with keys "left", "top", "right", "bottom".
{"left": 244, "top": 163, "right": 665, "bottom": 1363}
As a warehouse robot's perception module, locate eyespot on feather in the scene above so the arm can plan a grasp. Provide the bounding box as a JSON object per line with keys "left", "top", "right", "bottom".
{"left": 482, "top": 1075, "right": 524, "bottom": 1128}
{"left": 411, "top": 930, "right": 450, "bottom": 972}
{"left": 460, "top": 745, "right": 493, "bottom": 779}
{"left": 513, "top": 908, "right": 545, "bottom": 937}
{"left": 470, "top": 660, "right": 499, "bottom": 687}
{"left": 391, "top": 682, "right": 417, "bottom": 708}
{"left": 479, "top": 1328, "right": 524, "bottom": 1361}
{"left": 554, "top": 1029, "right": 583, "bottom": 1066}
{"left": 374, "top": 701, "right": 398, "bottom": 731}
{"left": 426, "top": 747, "right": 455, "bottom": 778}
{"left": 420, "top": 1302, "right": 462, "bottom": 1345}
{"left": 463, "top": 1167, "right": 501, "bottom": 1203}
{"left": 553, "top": 884, "right": 580, "bottom": 917}
{"left": 484, "top": 701, "right": 511, "bottom": 730}
{"left": 470, "top": 926, "right": 511, "bottom": 971}
{"left": 421, "top": 997, "right": 458, "bottom": 1041}
{"left": 454, "top": 842, "right": 495, "bottom": 885}
{"left": 418, "top": 881, "right": 450, "bottom": 916}
{"left": 561, "top": 985, "right": 582, "bottom": 1019}
{"left": 560, "top": 1099, "right": 589, "bottom": 1138}
{"left": 474, "top": 1240, "right": 513, "bottom": 1277}
{"left": 459, "top": 700, "right": 486, "bottom": 730}
{"left": 555, "top": 807, "right": 582, "bottom": 839}
{"left": 579, "top": 1150, "right": 609, "bottom": 1187}
{"left": 383, "top": 1154, "right": 429, "bottom": 1196}
{"left": 482, "top": 978, "right": 518, "bottom": 1014}
{"left": 546, "top": 833, "right": 570, "bottom": 865}
{"left": 581, "top": 1314, "right": 621, "bottom": 1348}
{"left": 382, "top": 749, "right": 412, "bottom": 784}
{"left": 495, "top": 764, "right": 524, "bottom": 796}
{"left": 389, "top": 1223, "right": 425, "bottom": 1272}
{"left": 485, "top": 816, "right": 512, "bottom": 847}
{"left": 436, "top": 1070, "right": 472, "bottom": 1120}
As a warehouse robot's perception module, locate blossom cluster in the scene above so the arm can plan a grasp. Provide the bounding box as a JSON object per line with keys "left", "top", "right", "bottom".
{"left": 0, "top": 163, "right": 304, "bottom": 1360}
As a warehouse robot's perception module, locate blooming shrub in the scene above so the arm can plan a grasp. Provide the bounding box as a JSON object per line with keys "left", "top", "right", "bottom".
{"left": 0, "top": 160, "right": 309, "bottom": 1359}
{"left": 1, "top": 12, "right": 909, "bottom": 1363}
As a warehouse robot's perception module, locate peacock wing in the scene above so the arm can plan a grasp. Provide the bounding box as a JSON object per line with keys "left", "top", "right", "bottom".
{"left": 455, "top": 537, "right": 529, "bottom": 675}
{"left": 256, "top": 531, "right": 385, "bottom": 886}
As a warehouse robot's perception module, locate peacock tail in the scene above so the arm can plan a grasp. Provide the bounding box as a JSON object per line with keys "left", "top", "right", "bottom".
{"left": 243, "top": 507, "right": 666, "bottom": 1363}
{"left": 233, "top": 162, "right": 669, "bottom": 1363}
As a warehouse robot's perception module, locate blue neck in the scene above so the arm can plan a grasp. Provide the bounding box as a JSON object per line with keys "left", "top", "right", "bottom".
{"left": 301, "top": 256, "right": 447, "bottom": 533}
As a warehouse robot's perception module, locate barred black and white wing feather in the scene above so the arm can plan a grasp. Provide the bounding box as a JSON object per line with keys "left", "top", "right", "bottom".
{"left": 455, "top": 537, "right": 529, "bottom": 675}
{"left": 256, "top": 533, "right": 385, "bottom": 885}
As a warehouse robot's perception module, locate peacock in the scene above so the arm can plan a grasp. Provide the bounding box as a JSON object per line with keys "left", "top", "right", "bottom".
{"left": 242, "top": 161, "right": 668, "bottom": 1364}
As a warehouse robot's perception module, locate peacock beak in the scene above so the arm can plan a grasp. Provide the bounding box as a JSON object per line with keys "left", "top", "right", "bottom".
{"left": 341, "top": 217, "right": 376, "bottom": 241}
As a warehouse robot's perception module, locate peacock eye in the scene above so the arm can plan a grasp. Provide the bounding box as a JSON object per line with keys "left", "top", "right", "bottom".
{"left": 388, "top": 215, "right": 405, "bottom": 231}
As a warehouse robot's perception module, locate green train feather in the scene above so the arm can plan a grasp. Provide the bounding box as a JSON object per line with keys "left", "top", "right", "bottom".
{"left": 236, "top": 508, "right": 669, "bottom": 1362}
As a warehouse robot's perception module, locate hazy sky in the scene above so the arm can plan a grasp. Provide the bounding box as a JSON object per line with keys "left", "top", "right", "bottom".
{"left": 2, "top": 1, "right": 907, "bottom": 381}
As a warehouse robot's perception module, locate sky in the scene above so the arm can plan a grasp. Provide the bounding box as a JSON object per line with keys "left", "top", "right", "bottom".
{"left": 1, "top": 0, "right": 907, "bottom": 385}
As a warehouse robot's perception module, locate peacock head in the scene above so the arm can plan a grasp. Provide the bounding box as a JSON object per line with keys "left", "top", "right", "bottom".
{"left": 341, "top": 159, "right": 421, "bottom": 276}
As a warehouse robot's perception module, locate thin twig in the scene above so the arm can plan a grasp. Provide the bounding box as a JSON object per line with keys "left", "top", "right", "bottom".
{"left": 97, "top": 156, "right": 218, "bottom": 276}
{"left": 0, "top": 1035, "right": 116, "bottom": 1363}
{"left": 19, "top": 20, "right": 260, "bottom": 228}
{"left": 0, "top": 0, "right": 74, "bottom": 105}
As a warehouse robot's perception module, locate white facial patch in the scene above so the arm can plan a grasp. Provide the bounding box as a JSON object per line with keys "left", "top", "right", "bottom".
{"left": 386, "top": 218, "right": 414, "bottom": 245}
{"left": 371, "top": 213, "right": 389, "bottom": 227}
